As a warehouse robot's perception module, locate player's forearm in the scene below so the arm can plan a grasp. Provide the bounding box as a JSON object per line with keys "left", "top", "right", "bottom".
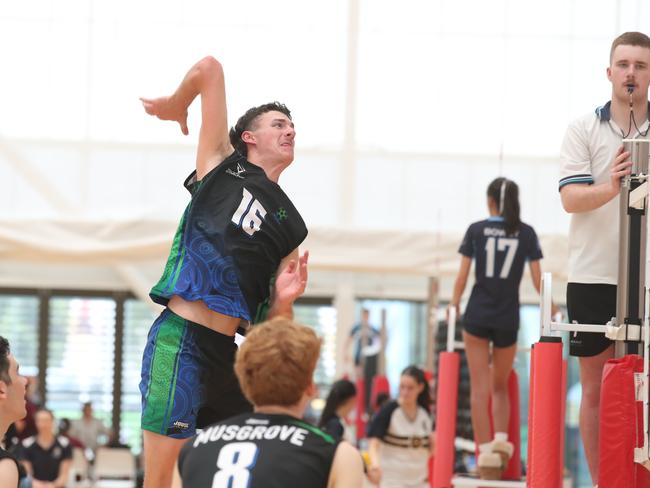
{"left": 367, "top": 438, "right": 381, "bottom": 467}
{"left": 54, "top": 462, "right": 71, "bottom": 487}
{"left": 450, "top": 277, "right": 466, "bottom": 307}
{"left": 53, "top": 476, "right": 67, "bottom": 488}
{"left": 172, "top": 56, "right": 223, "bottom": 114}
{"left": 560, "top": 182, "right": 617, "bottom": 213}
{"left": 529, "top": 263, "right": 542, "bottom": 295}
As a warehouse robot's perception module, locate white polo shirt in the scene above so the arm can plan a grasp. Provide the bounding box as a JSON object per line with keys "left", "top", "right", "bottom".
{"left": 559, "top": 102, "right": 650, "bottom": 284}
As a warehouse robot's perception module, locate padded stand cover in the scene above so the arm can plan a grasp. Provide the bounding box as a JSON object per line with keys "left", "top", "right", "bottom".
{"left": 598, "top": 354, "right": 650, "bottom": 487}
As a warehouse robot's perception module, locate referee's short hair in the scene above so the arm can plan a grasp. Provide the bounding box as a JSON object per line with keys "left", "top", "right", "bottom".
{"left": 610, "top": 32, "right": 650, "bottom": 63}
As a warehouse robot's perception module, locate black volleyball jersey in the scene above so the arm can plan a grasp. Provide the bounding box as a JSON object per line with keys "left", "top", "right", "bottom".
{"left": 151, "top": 151, "right": 308, "bottom": 330}
{"left": 178, "top": 412, "right": 339, "bottom": 488}
{"left": 0, "top": 447, "right": 25, "bottom": 488}
{"left": 459, "top": 217, "right": 543, "bottom": 329}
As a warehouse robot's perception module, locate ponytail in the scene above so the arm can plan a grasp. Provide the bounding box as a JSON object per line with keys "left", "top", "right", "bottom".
{"left": 487, "top": 177, "right": 521, "bottom": 236}
{"left": 318, "top": 379, "right": 357, "bottom": 428}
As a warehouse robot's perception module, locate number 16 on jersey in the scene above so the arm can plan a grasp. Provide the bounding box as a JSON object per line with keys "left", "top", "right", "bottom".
{"left": 231, "top": 188, "right": 267, "bottom": 236}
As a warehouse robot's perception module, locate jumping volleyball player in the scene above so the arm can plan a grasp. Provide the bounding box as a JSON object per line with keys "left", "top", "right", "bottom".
{"left": 139, "top": 56, "right": 309, "bottom": 488}
{"left": 450, "top": 178, "right": 555, "bottom": 480}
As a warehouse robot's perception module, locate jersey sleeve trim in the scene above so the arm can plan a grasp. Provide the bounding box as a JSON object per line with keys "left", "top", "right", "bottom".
{"left": 558, "top": 174, "right": 594, "bottom": 191}
{"left": 291, "top": 420, "right": 337, "bottom": 445}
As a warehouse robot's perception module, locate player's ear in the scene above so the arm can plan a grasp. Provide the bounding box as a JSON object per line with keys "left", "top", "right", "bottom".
{"left": 242, "top": 131, "right": 255, "bottom": 144}
{"left": 306, "top": 381, "right": 317, "bottom": 399}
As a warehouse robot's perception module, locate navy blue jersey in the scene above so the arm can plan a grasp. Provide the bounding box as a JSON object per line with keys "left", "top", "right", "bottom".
{"left": 459, "top": 217, "right": 542, "bottom": 330}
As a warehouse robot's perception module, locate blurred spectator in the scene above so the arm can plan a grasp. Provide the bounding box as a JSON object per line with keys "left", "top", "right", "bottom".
{"left": 318, "top": 379, "right": 357, "bottom": 442}
{"left": 6, "top": 380, "right": 39, "bottom": 447}
{"left": 3, "top": 375, "right": 40, "bottom": 451}
{"left": 69, "top": 402, "right": 110, "bottom": 453}
{"left": 58, "top": 419, "right": 84, "bottom": 450}
{"left": 8, "top": 375, "right": 42, "bottom": 446}
{"left": 344, "top": 309, "right": 383, "bottom": 413}
{"left": 18, "top": 408, "right": 71, "bottom": 487}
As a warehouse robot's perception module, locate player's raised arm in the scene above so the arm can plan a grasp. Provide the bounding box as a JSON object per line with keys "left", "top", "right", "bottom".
{"left": 141, "top": 56, "right": 233, "bottom": 179}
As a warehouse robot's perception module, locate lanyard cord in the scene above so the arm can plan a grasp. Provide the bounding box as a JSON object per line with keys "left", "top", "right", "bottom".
{"left": 621, "top": 89, "right": 650, "bottom": 138}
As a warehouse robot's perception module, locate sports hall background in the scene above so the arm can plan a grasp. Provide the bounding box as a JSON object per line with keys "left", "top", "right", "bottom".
{"left": 1, "top": 1, "right": 649, "bottom": 486}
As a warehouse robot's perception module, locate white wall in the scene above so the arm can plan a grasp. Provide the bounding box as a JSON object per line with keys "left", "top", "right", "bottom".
{"left": 1, "top": 0, "right": 648, "bottom": 295}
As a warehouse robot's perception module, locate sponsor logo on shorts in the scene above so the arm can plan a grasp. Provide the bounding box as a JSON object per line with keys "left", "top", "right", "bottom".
{"left": 174, "top": 421, "right": 190, "bottom": 430}
{"left": 167, "top": 420, "right": 191, "bottom": 435}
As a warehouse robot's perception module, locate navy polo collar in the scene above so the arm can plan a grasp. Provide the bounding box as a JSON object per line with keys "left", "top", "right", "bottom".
{"left": 596, "top": 100, "right": 650, "bottom": 121}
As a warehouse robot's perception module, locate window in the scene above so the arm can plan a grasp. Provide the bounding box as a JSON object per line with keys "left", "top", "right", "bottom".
{"left": 294, "top": 301, "right": 337, "bottom": 387}
{"left": 121, "top": 299, "right": 158, "bottom": 454}
{"left": 0, "top": 294, "right": 39, "bottom": 376}
{"left": 356, "top": 299, "right": 427, "bottom": 396}
{"left": 46, "top": 296, "right": 115, "bottom": 428}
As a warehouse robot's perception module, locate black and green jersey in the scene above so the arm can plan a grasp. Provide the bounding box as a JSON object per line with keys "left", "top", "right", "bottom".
{"left": 178, "top": 412, "right": 339, "bottom": 488}
{"left": 150, "top": 151, "right": 307, "bottom": 330}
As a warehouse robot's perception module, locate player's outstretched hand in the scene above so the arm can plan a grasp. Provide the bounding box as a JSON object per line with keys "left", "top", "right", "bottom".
{"left": 140, "top": 95, "right": 189, "bottom": 135}
{"left": 274, "top": 251, "right": 309, "bottom": 306}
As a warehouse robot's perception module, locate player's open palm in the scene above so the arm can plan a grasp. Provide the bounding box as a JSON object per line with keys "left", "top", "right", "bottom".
{"left": 274, "top": 251, "right": 309, "bottom": 305}
{"left": 140, "top": 95, "right": 189, "bottom": 135}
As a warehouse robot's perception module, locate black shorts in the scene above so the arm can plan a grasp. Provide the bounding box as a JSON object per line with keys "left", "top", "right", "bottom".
{"left": 140, "top": 308, "right": 252, "bottom": 439}
{"left": 567, "top": 282, "right": 616, "bottom": 357}
{"left": 463, "top": 322, "right": 518, "bottom": 348}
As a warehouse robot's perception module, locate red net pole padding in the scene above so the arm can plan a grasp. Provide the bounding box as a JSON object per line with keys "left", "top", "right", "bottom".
{"left": 502, "top": 370, "right": 522, "bottom": 480}
{"left": 527, "top": 345, "right": 536, "bottom": 484}
{"left": 355, "top": 377, "right": 365, "bottom": 440}
{"left": 432, "top": 351, "right": 460, "bottom": 488}
{"left": 560, "top": 359, "right": 567, "bottom": 481}
{"left": 635, "top": 380, "right": 650, "bottom": 486}
{"left": 598, "top": 354, "right": 650, "bottom": 487}
{"left": 527, "top": 338, "right": 563, "bottom": 488}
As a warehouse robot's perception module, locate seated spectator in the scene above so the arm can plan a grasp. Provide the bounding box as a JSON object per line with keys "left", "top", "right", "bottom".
{"left": 173, "top": 317, "right": 364, "bottom": 488}
{"left": 4, "top": 390, "right": 37, "bottom": 449}
{"left": 58, "top": 419, "right": 84, "bottom": 450}
{"left": 0, "top": 336, "right": 29, "bottom": 488}
{"left": 19, "top": 408, "right": 71, "bottom": 487}
{"left": 69, "top": 402, "right": 110, "bottom": 454}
